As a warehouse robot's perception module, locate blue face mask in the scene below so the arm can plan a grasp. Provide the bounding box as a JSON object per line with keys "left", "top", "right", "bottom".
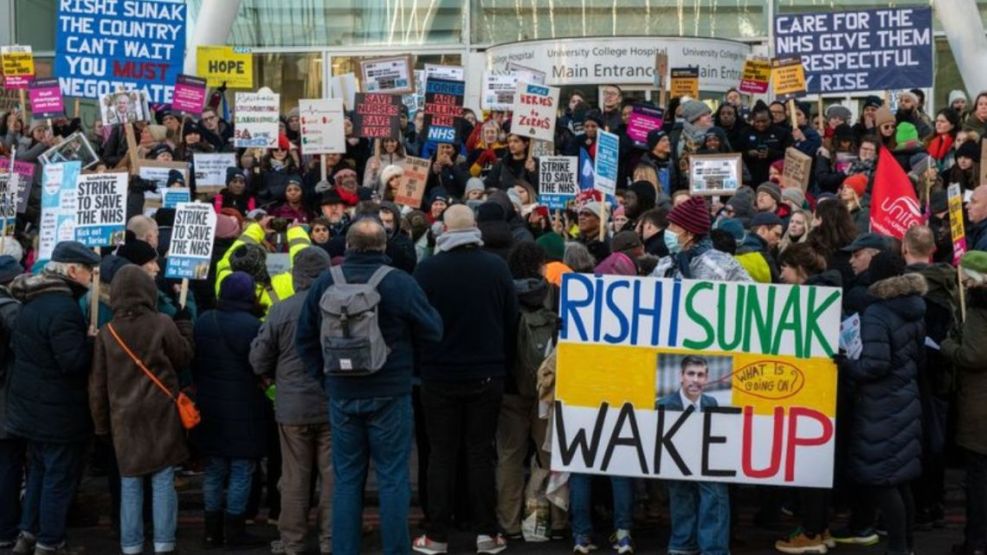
{"left": 664, "top": 229, "right": 681, "bottom": 254}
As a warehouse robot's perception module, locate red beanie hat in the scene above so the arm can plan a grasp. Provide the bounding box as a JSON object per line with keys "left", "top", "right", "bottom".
{"left": 667, "top": 196, "right": 710, "bottom": 235}
{"left": 843, "top": 173, "right": 868, "bottom": 197}
{"left": 278, "top": 133, "right": 291, "bottom": 151}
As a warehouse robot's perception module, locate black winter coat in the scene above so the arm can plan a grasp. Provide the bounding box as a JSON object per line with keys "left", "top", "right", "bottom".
{"left": 191, "top": 304, "right": 268, "bottom": 459}
{"left": 843, "top": 273, "right": 926, "bottom": 486}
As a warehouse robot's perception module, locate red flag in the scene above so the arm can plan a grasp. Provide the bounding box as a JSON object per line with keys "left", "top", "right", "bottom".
{"left": 869, "top": 147, "right": 922, "bottom": 239}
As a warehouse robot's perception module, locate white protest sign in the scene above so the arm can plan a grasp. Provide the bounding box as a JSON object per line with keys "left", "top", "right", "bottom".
{"left": 40, "top": 162, "right": 82, "bottom": 261}
{"left": 138, "top": 160, "right": 188, "bottom": 205}
{"left": 482, "top": 71, "right": 518, "bottom": 111}
{"left": 193, "top": 152, "right": 237, "bottom": 193}
{"left": 234, "top": 88, "right": 280, "bottom": 148}
{"left": 839, "top": 313, "right": 863, "bottom": 360}
{"left": 299, "top": 98, "right": 346, "bottom": 155}
{"left": 330, "top": 73, "right": 358, "bottom": 111}
{"left": 538, "top": 156, "right": 578, "bottom": 210}
{"left": 166, "top": 202, "right": 217, "bottom": 280}
{"left": 360, "top": 56, "right": 414, "bottom": 94}
{"left": 74, "top": 172, "right": 127, "bottom": 247}
{"left": 511, "top": 82, "right": 560, "bottom": 142}
{"left": 424, "top": 64, "right": 465, "bottom": 81}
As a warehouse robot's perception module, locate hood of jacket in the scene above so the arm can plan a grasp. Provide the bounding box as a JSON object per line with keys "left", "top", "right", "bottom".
{"left": 806, "top": 269, "right": 843, "bottom": 288}
{"left": 379, "top": 201, "right": 403, "bottom": 239}
{"left": 478, "top": 220, "right": 513, "bottom": 250}
{"left": 10, "top": 271, "right": 76, "bottom": 302}
{"left": 868, "top": 273, "right": 928, "bottom": 321}
{"left": 514, "top": 277, "right": 549, "bottom": 309}
{"left": 109, "top": 265, "right": 157, "bottom": 318}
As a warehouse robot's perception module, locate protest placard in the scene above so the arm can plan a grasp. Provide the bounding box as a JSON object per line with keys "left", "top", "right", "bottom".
{"left": 265, "top": 253, "right": 290, "bottom": 277}
{"left": 594, "top": 130, "right": 620, "bottom": 196}
{"left": 28, "top": 78, "right": 64, "bottom": 119}
{"left": 1, "top": 45, "right": 34, "bottom": 89}
{"left": 55, "top": 0, "right": 187, "bottom": 104}
{"left": 538, "top": 156, "right": 578, "bottom": 210}
{"left": 424, "top": 64, "right": 465, "bottom": 82}
{"left": 74, "top": 172, "right": 127, "bottom": 247}
{"left": 163, "top": 188, "right": 191, "bottom": 209}
{"left": 138, "top": 160, "right": 189, "bottom": 206}
{"left": 234, "top": 88, "right": 280, "bottom": 148}
{"left": 670, "top": 67, "right": 700, "bottom": 98}
{"left": 39, "top": 162, "right": 82, "bottom": 261}
{"left": 689, "top": 153, "right": 742, "bottom": 196}
{"left": 552, "top": 273, "right": 842, "bottom": 487}
{"left": 980, "top": 141, "right": 987, "bottom": 187}
{"left": 166, "top": 202, "right": 217, "bottom": 280}
{"left": 482, "top": 71, "right": 518, "bottom": 111}
{"left": 772, "top": 57, "right": 807, "bottom": 99}
{"left": 839, "top": 313, "right": 863, "bottom": 360}
{"left": 172, "top": 74, "right": 207, "bottom": 117}
{"left": 352, "top": 93, "right": 402, "bottom": 139}
{"left": 196, "top": 46, "right": 254, "bottom": 89}
{"left": 626, "top": 105, "right": 665, "bottom": 150}
{"left": 360, "top": 56, "right": 414, "bottom": 94}
{"left": 782, "top": 148, "right": 813, "bottom": 191}
{"left": 39, "top": 132, "right": 99, "bottom": 169}
{"left": 0, "top": 158, "right": 19, "bottom": 232}
{"left": 299, "top": 99, "right": 346, "bottom": 155}
{"left": 507, "top": 62, "right": 547, "bottom": 86}
{"left": 739, "top": 56, "right": 772, "bottom": 94}
{"left": 330, "top": 73, "right": 358, "bottom": 111}
{"left": 948, "top": 183, "right": 967, "bottom": 266}
{"left": 393, "top": 156, "right": 431, "bottom": 208}
{"left": 193, "top": 152, "right": 237, "bottom": 194}
{"left": 0, "top": 156, "right": 36, "bottom": 190}
{"left": 423, "top": 78, "right": 465, "bottom": 144}
{"left": 774, "top": 8, "right": 933, "bottom": 93}
{"left": 511, "top": 82, "right": 560, "bottom": 143}
{"left": 100, "top": 90, "right": 150, "bottom": 125}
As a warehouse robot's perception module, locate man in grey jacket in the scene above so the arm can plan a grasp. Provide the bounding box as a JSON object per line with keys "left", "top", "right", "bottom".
{"left": 250, "top": 247, "right": 332, "bottom": 555}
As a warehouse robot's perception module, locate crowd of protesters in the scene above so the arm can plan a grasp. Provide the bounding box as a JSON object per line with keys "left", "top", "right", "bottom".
{"left": 0, "top": 78, "right": 984, "bottom": 555}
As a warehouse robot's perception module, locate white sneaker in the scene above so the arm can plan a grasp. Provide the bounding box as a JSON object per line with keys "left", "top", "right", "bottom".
{"left": 413, "top": 534, "right": 449, "bottom": 555}
{"left": 477, "top": 534, "right": 508, "bottom": 554}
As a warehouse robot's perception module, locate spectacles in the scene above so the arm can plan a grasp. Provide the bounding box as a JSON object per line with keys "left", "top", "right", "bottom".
{"left": 880, "top": 123, "right": 895, "bottom": 130}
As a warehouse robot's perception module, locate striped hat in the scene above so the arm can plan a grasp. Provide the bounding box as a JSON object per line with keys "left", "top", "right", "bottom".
{"left": 667, "top": 196, "right": 710, "bottom": 235}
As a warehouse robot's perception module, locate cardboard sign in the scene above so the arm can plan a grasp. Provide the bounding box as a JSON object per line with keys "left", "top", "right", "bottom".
{"left": 234, "top": 88, "right": 280, "bottom": 148}
{"left": 689, "top": 153, "right": 743, "bottom": 196}
{"left": 482, "top": 71, "right": 518, "bottom": 111}
{"left": 772, "top": 57, "right": 807, "bottom": 99}
{"left": 196, "top": 45, "right": 254, "bottom": 89}
{"left": 594, "top": 130, "right": 620, "bottom": 196}
{"left": 626, "top": 105, "right": 665, "bottom": 150}
{"left": 166, "top": 202, "right": 217, "bottom": 280}
{"left": 511, "top": 82, "right": 560, "bottom": 143}
{"left": 782, "top": 148, "right": 813, "bottom": 191}
{"left": 774, "top": 8, "right": 933, "bottom": 93}
{"left": 360, "top": 56, "right": 414, "bottom": 94}
{"left": 352, "top": 93, "right": 402, "bottom": 139}
{"left": 1, "top": 45, "right": 34, "bottom": 89}
{"left": 980, "top": 140, "right": 987, "bottom": 187}
{"left": 552, "top": 273, "right": 842, "bottom": 487}
{"left": 28, "top": 78, "right": 65, "bottom": 119}
{"left": 172, "top": 74, "right": 207, "bottom": 117}
{"left": 423, "top": 78, "right": 465, "bottom": 144}
{"left": 507, "top": 62, "right": 547, "bottom": 86}
{"left": 100, "top": 89, "right": 150, "bottom": 125}
{"left": 74, "top": 172, "right": 127, "bottom": 247}
{"left": 739, "top": 56, "right": 772, "bottom": 94}
{"left": 162, "top": 188, "right": 191, "bottom": 209}
{"left": 55, "top": 0, "right": 187, "bottom": 104}
{"left": 538, "top": 156, "right": 578, "bottom": 210}
{"left": 39, "top": 132, "right": 99, "bottom": 169}
{"left": 193, "top": 152, "right": 237, "bottom": 193}
{"left": 393, "top": 156, "right": 431, "bottom": 208}
{"left": 39, "top": 162, "right": 82, "bottom": 261}
{"left": 670, "top": 67, "right": 700, "bottom": 98}
{"left": 299, "top": 98, "right": 346, "bottom": 155}
{"left": 948, "top": 183, "right": 967, "bottom": 266}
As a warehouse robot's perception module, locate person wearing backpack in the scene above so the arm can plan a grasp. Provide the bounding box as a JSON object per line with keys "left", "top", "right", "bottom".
{"left": 411, "top": 205, "right": 519, "bottom": 555}
{"left": 496, "top": 242, "right": 566, "bottom": 540}
{"left": 0, "top": 256, "right": 23, "bottom": 550}
{"left": 88, "top": 266, "right": 194, "bottom": 555}
{"left": 295, "top": 217, "right": 442, "bottom": 555}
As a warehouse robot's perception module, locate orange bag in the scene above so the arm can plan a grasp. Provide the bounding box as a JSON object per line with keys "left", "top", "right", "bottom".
{"left": 107, "top": 323, "right": 201, "bottom": 430}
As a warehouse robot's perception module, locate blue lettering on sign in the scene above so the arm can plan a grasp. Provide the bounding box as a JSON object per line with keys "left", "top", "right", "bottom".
{"left": 427, "top": 126, "right": 457, "bottom": 143}
{"left": 527, "top": 84, "right": 550, "bottom": 96}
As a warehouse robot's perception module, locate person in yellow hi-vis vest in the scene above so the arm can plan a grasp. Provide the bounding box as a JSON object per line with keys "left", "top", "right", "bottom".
{"left": 215, "top": 216, "right": 312, "bottom": 314}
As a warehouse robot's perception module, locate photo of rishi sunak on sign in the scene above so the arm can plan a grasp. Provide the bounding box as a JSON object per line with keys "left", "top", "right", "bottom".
{"left": 552, "top": 274, "right": 842, "bottom": 488}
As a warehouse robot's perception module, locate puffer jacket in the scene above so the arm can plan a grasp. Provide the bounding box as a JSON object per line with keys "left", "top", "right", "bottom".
{"left": 843, "top": 273, "right": 926, "bottom": 486}
{"left": 0, "top": 287, "right": 20, "bottom": 441}
{"left": 651, "top": 239, "right": 753, "bottom": 282}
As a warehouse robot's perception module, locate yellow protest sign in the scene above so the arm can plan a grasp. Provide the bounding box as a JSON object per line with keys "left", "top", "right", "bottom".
{"left": 772, "top": 57, "right": 807, "bottom": 98}
{"left": 1, "top": 46, "right": 34, "bottom": 89}
{"left": 669, "top": 67, "right": 700, "bottom": 99}
{"left": 948, "top": 183, "right": 967, "bottom": 265}
{"left": 739, "top": 56, "right": 772, "bottom": 94}
{"left": 196, "top": 46, "right": 254, "bottom": 89}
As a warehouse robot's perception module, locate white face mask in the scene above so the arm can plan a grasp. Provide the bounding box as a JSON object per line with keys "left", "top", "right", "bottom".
{"left": 664, "top": 229, "right": 682, "bottom": 254}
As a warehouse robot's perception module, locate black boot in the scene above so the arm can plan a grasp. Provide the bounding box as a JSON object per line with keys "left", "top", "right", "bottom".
{"left": 223, "top": 514, "right": 266, "bottom": 548}
{"left": 202, "top": 511, "right": 224, "bottom": 549}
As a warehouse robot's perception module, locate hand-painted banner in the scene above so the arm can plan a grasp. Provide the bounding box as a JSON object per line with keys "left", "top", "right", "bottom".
{"left": 55, "top": 0, "right": 187, "bottom": 104}
{"left": 234, "top": 88, "right": 280, "bottom": 148}
{"left": 774, "top": 7, "right": 933, "bottom": 93}
{"left": 196, "top": 46, "right": 254, "bottom": 89}
{"left": 552, "top": 274, "right": 842, "bottom": 487}
{"left": 511, "top": 82, "right": 560, "bottom": 143}
{"left": 423, "top": 78, "right": 465, "bottom": 144}
{"left": 166, "top": 202, "right": 216, "bottom": 280}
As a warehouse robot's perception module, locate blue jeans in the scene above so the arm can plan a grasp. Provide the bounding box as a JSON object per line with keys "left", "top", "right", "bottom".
{"left": 666, "top": 480, "right": 730, "bottom": 555}
{"left": 203, "top": 457, "right": 256, "bottom": 516}
{"left": 0, "top": 439, "right": 25, "bottom": 542}
{"left": 568, "top": 474, "right": 634, "bottom": 537}
{"left": 330, "top": 395, "right": 412, "bottom": 555}
{"left": 120, "top": 467, "right": 177, "bottom": 554}
{"left": 19, "top": 441, "right": 85, "bottom": 548}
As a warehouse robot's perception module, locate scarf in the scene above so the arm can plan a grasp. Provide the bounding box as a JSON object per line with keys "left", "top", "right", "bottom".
{"left": 434, "top": 228, "right": 484, "bottom": 253}
{"left": 927, "top": 134, "right": 954, "bottom": 162}
{"left": 674, "top": 237, "right": 713, "bottom": 279}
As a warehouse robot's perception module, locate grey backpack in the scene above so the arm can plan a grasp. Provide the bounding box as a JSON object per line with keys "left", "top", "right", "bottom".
{"left": 319, "top": 265, "right": 394, "bottom": 376}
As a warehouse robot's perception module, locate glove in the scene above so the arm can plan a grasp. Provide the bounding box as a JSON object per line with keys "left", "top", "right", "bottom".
{"left": 478, "top": 149, "right": 497, "bottom": 165}
{"left": 172, "top": 306, "right": 192, "bottom": 322}
{"left": 314, "top": 179, "right": 332, "bottom": 193}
